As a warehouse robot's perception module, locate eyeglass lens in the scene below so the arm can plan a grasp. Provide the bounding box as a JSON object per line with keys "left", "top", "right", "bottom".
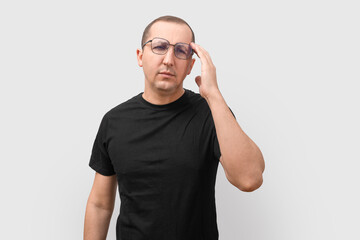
{"left": 151, "top": 38, "right": 192, "bottom": 59}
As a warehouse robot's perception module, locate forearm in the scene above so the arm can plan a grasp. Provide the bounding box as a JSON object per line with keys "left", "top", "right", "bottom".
{"left": 84, "top": 203, "right": 114, "bottom": 240}
{"left": 205, "top": 89, "right": 265, "bottom": 189}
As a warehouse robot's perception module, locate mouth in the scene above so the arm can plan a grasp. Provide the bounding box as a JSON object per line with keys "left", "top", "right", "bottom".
{"left": 159, "top": 71, "right": 175, "bottom": 77}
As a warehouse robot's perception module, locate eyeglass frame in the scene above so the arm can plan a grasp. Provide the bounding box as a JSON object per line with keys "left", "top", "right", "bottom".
{"left": 142, "top": 37, "right": 194, "bottom": 60}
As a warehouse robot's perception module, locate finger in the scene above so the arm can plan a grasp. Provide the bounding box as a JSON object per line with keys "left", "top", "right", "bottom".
{"left": 190, "top": 42, "right": 203, "bottom": 61}
{"left": 196, "top": 44, "right": 215, "bottom": 66}
{"left": 195, "top": 75, "right": 201, "bottom": 87}
{"left": 190, "top": 42, "right": 209, "bottom": 61}
{"left": 190, "top": 42, "right": 214, "bottom": 67}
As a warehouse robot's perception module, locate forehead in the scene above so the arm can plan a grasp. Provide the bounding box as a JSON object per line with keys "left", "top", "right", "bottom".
{"left": 148, "top": 21, "right": 192, "bottom": 44}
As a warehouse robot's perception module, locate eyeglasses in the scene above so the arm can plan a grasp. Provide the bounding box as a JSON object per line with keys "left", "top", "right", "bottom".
{"left": 142, "top": 37, "right": 193, "bottom": 60}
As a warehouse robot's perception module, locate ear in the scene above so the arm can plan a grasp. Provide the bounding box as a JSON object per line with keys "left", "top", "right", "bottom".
{"left": 136, "top": 48, "right": 143, "bottom": 67}
{"left": 186, "top": 58, "right": 196, "bottom": 75}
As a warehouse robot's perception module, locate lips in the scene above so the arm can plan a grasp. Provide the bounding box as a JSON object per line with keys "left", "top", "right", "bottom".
{"left": 159, "top": 71, "right": 175, "bottom": 76}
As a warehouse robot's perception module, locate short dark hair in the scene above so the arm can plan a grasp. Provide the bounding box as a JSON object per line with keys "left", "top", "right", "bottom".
{"left": 141, "top": 15, "right": 195, "bottom": 48}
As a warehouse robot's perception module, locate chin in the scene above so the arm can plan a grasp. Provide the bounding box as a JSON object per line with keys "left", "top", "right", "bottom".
{"left": 154, "top": 81, "right": 180, "bottom": 91}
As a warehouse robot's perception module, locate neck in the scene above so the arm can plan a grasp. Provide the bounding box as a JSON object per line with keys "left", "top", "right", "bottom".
{"left": 142, "top": 86, "right": 185, "bottom": 105}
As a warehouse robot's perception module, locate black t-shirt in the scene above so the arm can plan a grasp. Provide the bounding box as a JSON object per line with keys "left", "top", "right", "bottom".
{"left": 89, "top": 88, "right": 235, "bottom": 240}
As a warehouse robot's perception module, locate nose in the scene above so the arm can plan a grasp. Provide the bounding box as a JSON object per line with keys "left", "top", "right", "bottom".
{"left": 162, "top": 45, "right": 175, "bottom": 66}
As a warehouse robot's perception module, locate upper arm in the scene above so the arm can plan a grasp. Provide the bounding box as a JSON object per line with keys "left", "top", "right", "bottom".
{"left": 219, "top": 155, "right": 231, "bottom": 181}
{"left": 88, "top": 172, "right": 118, "bottom": 211}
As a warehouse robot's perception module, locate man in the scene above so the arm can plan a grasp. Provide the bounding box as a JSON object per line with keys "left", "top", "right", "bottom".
{"left": 84, "top": 15, "right": 265, "bottom": 240}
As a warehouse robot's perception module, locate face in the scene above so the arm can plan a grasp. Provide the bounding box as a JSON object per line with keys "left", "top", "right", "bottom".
{"left": 136, "top": 21, "right": 196, "bottom": 93}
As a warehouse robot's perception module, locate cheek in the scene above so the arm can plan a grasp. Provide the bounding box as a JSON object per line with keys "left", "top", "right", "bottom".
{"left": 142, "top": 59, "right": 158, "bottom": 77}
{"left": 178, "top": 63, "right": 191, "bottom": 76}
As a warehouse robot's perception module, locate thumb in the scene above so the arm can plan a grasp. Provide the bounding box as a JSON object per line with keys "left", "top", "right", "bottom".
{"left": 195, "top": 76, "right": 201, "bottom": 87}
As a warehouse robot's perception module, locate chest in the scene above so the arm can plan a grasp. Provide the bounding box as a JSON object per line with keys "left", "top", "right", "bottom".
{"left": 107, "top": 113, "right": 206, "bottom": 178}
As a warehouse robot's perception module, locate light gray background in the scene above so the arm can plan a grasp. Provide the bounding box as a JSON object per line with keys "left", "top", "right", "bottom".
{"left": 1, "top": 0, "right": 359, "bottom": 239}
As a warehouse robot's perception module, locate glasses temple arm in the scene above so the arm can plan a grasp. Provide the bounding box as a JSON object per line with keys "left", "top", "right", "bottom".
{"left": 142, "top": 40, "right": 152, "bottom": 49}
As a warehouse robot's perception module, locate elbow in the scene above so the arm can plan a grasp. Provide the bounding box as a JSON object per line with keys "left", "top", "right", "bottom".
{"left": 234, "top": 174, "right": 263, "bottom": 192}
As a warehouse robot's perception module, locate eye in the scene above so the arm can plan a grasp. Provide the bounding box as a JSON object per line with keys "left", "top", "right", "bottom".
{"left": 152, "top": 40, "right": 168, "bottom": 51}
{"left": 176, "top": 49, "right": 186, "bottom": 54}
{"left": 154, "top": 45, "right": 167, "bottom": 50}
{"left": 175, "top": 45, "right": 187, "bottom": 54}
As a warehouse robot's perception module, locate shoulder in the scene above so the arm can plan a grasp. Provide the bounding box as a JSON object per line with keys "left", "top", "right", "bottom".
{"left": 186, "top": 88, "right": 209, "bottom": 110}
{"left": 103, "top": 92, "right": 142, "bottom": 119}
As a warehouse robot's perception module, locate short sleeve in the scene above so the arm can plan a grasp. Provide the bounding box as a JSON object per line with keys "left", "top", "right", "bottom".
{"left": 89, "top": 113, "right": 116, "bottom": 176}
{"left": 213, "top": 106, "right": 236, "bottom": 161}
